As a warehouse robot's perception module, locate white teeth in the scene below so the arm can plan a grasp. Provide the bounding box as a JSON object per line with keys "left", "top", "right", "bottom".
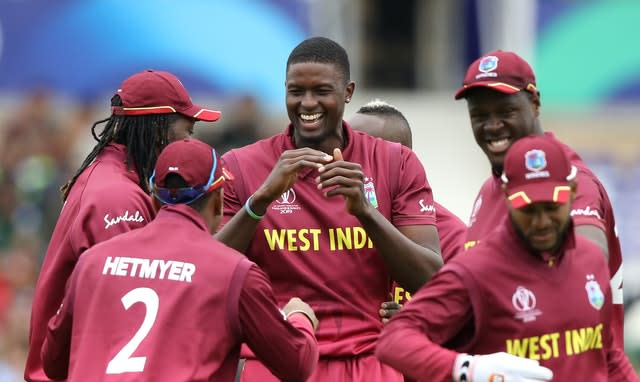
{"left": 487, "top": 138, "right": 510, "bottom": 151}
{"left": 300, "top": 113, "right": 321, "bottom": 121}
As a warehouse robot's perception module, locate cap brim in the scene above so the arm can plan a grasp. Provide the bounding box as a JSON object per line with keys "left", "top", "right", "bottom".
{"left": 454, "top": 81, "right": 522, "bottom": 100}
{"left": 507, "top": 182, "right": 572, "bottom": 209}
{"left": 182, "top": 104, "right": 221, "bottom": 122}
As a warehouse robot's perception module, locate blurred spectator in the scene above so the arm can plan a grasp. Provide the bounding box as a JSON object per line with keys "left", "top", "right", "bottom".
{"left": 0, "top": 246, "right": 38, "bottom": 381}
{"left": 196, "top": 94, "right": 263, "bottom": 154}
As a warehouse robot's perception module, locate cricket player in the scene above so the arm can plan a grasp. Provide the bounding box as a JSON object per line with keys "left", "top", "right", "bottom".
{"left": 26, "top": 70, "right": 221, "bottom": 382}
{"left": 376, "top": 135, "right": 638, "bottom": 381}
{"left": 349, "top": 99, "right": 466, "bottom": 313}
{"left": 217, "top": 37, "right": 443, "bottom": 381}
{"left": 455, "top": 50, "right": 627, "bottom": 352}
{"left": 41, "top": 138, "right": 319, "bottom": 381}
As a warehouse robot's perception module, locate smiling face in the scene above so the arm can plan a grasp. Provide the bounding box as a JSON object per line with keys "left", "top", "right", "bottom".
{"left": 286, "top": 62, "right": 354, "bottom": 152}
{"left": 465, "top": 88, "right": 541, "bottom": 174}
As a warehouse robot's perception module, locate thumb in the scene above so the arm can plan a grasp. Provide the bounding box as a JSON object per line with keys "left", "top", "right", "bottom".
{"left": 333, "top": 148, "right": 343, "bottom": 161}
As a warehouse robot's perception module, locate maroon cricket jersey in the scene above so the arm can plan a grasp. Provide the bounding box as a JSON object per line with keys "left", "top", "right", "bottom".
{"left": 463, "top": 132, "right": 625, "bottom": 348}
{"left": 222, "top": 123, "right": 436, "bottom": 358}
{"left": 392, "top": 202, "right": 465, "bottom": 304}
{"left": 41, "top": 204, "right": 318, "bottom": 382}
{"left": 377, "top": 219, "right": 637, "bottom": 381}
{"left": 26, "top": 143, "right": 154, "bottom": 382}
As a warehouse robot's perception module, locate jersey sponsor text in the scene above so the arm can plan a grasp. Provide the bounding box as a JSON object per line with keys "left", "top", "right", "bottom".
{"left": 570, "top": 206, "right": 602, "bottom": 220}
{"left": 104, "top": 210, "right": 145, "bottom": 229}
{"left": 263, "top": 227, "right": 374, "bottom": 252}
{"left": 505, "top": 323, "right": 603, "bottom": 360}
{"left": 103, "top": 256, "right": 196, "bottom": 282}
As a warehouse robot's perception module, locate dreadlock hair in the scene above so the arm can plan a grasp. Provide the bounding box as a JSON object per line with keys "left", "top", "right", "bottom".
{"left": 60, "top": 94, "right": 177, "bottom": 201}
{"left": 286, "top": 36, "right": 350, "bottom": 83}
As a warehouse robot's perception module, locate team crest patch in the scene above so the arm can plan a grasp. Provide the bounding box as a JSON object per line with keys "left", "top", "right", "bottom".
{"left": 525, "top": 149, "right": 547, "bottom": 172}
{"left": 363, "top": 177, "right": 378, "bottom": 208}
{"left": 478, "top": 56, "right": 499, "bottom": 73}
{"left": 585, "top": 274, "right": 605, "bottom": 310}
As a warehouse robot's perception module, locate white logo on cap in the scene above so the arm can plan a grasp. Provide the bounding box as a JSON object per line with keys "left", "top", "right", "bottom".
{"left": 169, "top": 166, "right": 179, "bottom": 171}
{"left": 475, "top": 56, "right": 499, "bottom": 79}
{"left": 524, "top": 149, "right": 550, "bottom": 180}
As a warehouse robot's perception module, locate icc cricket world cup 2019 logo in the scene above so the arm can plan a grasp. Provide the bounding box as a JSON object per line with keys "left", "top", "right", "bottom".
{"left": 272, "top": 188, "right": 301, "bottom": 214}
{"left": 512, "top": 286, "right": 542, "bottom": 322}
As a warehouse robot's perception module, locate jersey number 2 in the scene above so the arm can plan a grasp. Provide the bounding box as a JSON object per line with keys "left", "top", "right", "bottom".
{"left": 106, "top": 287, "right": 159, "bottom": 374}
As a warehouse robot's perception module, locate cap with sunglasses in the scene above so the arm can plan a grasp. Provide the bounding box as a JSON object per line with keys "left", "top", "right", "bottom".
{"left": 150, "top": 138, "right": 233, "bottom": 205}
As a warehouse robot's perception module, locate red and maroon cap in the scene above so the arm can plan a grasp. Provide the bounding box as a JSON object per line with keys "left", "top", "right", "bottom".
{"left": 153, "top": 138, "right": 233, "bottom": 204}
{"left": 112, "top": 70, "right": 221, "bottom": 122}
{"left": 454, "top": 50, "right": 537, "bottom": 100}
{"left": 501, "top": 135, "right": 576, "bottom": 209}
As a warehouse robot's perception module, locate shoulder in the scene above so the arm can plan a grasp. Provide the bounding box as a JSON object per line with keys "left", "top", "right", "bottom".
{"left": 573, "top": 234, "right": 608, "bottom": 266}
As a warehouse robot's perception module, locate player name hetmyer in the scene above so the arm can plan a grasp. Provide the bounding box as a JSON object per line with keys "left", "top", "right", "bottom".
{"left": 102, "top": 256, "right": 195, "bottom": 283}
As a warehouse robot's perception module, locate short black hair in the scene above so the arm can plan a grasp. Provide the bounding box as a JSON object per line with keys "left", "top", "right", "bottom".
{"left": 356, "top": 99, "right": 410, "bottom": 131}
{"left": 286, "top": 36, "right": 350, "bottom": 81}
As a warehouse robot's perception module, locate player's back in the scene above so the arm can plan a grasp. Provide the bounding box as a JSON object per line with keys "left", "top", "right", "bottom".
{"left": 63, "top": 205, "right": 249, "bottom": 381}
{"left": 27, "top": 143, "right": 154, "bottom": 382}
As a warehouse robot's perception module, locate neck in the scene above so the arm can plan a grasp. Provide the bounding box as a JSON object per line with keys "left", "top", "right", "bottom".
{"left": 292, "top": 124, "right": 347, "bottom": 154}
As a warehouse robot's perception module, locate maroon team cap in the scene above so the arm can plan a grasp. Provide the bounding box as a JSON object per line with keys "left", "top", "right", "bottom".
{"left": 501, "top": 135, "right": 576, "bottom": 209}
{"left": 151, "top": 138, "right": 234, "bottom": 204}
{"left": 454, "top": 50, "right": 537, "bottom": 100}
{"left": 112, "top": 70, "right": 221, "bottom": 122}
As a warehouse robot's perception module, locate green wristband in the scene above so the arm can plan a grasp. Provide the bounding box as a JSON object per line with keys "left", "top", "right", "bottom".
{"left": 244, "top": 195, "right": 265, "bottom": 221}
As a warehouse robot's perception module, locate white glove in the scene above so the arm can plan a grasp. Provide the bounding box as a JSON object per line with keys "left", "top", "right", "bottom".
{"left": 453, "top": 352, "right": 553, "bottom": 382}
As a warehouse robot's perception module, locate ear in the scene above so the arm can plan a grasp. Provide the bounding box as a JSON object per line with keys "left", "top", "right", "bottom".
{"left": 531, "top": 91, "right": 541, "bottom": 116}
{"left": 152, "top": 195, "right": 162, "bottom": 212}
{"left": 212, "top": 189, "right": 224, "bottom": 217}
{"left": 345, "top": 81, "right": 355, "bottom": 103}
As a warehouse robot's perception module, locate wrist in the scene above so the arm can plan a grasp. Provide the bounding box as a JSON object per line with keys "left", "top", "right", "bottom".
{"left": 285, "top": 309, "right": 318, "bottom": 331}
{"left": 244, "top": 194, "right": 267, "bottom": 220}
{"left": 453, "top": 353, "right": 473, "bottom": 382}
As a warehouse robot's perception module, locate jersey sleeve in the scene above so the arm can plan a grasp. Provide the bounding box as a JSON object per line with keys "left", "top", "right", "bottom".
{"left": 238, "top": 265, "right": 318, "bottom": 381}
{"left": 434, "top": 202, "right": 467, "bottom": 262}
{"left": 391, "top": 147, "right": 437, "bottom": 227}
{"left": 40, "top": 257, "right": 85, "bottom": 381}
{"left": 571, "top": 171, "right": 607, "bottom": 231}
{"left": 602, "top": 281, "right": 639, "bottom": 381}
{"left": 220, "top": 151, "right": 246, "bottom": 226}
{"left": 70, "top": 187, "right": 153, "bottom": 254}
{"left": 376, "top": 269, "right": 472, "bottom": 381}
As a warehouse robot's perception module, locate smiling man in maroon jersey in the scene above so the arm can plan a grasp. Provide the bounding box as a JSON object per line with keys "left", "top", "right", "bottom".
{"left": 216, "top": 37, "right": 443, "bottom": 382}
{"left": 376, "top": 135, "right": 638, "bottom": 381}
{"left": 454, "top": 50, "right": 628, "bottom": 355}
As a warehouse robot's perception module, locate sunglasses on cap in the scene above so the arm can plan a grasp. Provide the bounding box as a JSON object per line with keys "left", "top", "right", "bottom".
{"left": 149, "top": 149, "right": 224, "bottom": 205}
